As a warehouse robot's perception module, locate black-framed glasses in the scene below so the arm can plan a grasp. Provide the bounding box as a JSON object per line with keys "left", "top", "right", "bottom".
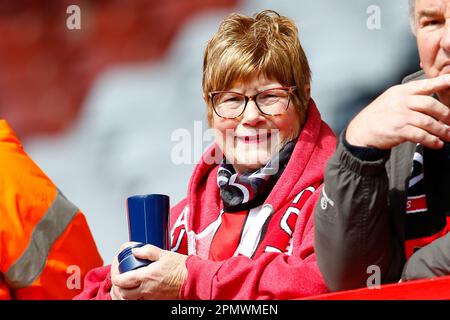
{"left": 208, "top": 86, "right": 296, "bottom": 119}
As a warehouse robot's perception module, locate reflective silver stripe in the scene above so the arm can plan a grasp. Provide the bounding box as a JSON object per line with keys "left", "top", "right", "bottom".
{"left": 5, "top": 190, "right": 79, "bottom": 289}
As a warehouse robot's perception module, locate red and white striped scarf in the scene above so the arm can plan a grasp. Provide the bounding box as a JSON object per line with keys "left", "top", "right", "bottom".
{"left": 404, "top": 143, "right": 450, "bottom": 258}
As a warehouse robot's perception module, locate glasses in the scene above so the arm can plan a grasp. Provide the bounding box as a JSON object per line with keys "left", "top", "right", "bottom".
{"left": 208, "top": 86, "right": 296, "bottom": 119}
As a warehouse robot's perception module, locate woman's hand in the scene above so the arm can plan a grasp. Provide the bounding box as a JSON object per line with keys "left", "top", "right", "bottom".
{"left": 110, "top": 243, "right": 188, "bottom": 300}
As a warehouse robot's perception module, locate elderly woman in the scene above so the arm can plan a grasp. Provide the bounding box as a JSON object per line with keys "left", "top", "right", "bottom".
{"left": 76, "top": 10, "right": 336, "bottom": 300}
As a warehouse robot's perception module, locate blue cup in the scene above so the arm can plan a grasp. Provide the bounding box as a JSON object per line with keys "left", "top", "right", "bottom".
{"left": 118, "top": 194, "right": 170, "bottom": 273}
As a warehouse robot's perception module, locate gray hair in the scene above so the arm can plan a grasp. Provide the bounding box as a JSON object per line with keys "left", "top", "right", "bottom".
{"left": 409, "top": 0, "right": 416, "bottom": 34}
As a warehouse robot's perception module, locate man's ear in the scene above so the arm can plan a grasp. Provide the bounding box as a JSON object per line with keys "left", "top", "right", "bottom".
{"left": 420, "top": 61, "right": 423, "bottom": 69}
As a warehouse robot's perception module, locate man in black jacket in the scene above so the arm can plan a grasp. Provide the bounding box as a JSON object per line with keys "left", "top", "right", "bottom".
{"left": 315, "top": 0, "right": 450, "bottom": 291}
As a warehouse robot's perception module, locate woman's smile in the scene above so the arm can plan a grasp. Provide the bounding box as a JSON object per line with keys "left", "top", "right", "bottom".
{"left": 235, "top": 132, "right": 272, "bottom": 144}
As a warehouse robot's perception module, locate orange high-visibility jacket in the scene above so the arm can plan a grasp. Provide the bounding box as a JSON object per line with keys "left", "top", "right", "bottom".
{"left": 0, "top": 119, "right": 103, "bottom": 299}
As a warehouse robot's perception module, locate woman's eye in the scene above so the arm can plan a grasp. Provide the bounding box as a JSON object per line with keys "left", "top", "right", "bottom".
{"left": 218, "top": 95, "right": 243, "bottom": 107}
{"left": 225, "top": 97, "right": 239, "bottom": 102}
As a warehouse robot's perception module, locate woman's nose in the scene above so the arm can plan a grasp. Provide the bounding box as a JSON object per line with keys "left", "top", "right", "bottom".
{"left": 241, "top": 99, "right": 264, "bottom": 126}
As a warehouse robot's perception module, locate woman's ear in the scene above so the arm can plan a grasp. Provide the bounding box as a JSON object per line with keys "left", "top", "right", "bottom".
{"left": 305, "top": 84, "right": 311, "bottom": 100}
{"left": 203, "top": 93, "right": 214, "bottom": 127}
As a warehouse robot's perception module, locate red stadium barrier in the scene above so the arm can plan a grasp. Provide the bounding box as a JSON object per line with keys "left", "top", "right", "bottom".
{"left": 306, "top": 276, "right": 450, "bottom": 300}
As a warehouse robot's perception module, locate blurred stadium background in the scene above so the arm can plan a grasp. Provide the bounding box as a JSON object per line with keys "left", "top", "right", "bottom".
{"left": 0, "top": 0, "right": 418, "bottom": 262}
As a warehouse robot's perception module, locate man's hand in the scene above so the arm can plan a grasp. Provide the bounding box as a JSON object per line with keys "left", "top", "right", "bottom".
{"left": 110, "top": 243, "right": 188, "bottom": 300}
{"left": 346, "top": 74, "right": 450, "bottom": 150}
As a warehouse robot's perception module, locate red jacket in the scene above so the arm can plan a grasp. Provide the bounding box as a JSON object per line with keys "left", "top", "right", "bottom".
{"left": 75, "top": 100, "right": 336, "bottom": 300}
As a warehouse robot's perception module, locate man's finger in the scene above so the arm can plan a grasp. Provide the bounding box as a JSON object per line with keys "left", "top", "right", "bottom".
{"left": 406, "top": 74, "right": 450, "bottom": 95}
{"left": 408, "top": 110, "right": 450, "bottom": 143}
{"left": 401, "top": 125, "right": 444, "bottom": 149}
{"left": 409, "top": 95, "right": 450, "bottom": 125}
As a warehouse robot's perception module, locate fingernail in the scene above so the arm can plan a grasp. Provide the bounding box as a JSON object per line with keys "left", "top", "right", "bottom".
{"left": 131, "top": 248, "right": 142, "bottom": 254}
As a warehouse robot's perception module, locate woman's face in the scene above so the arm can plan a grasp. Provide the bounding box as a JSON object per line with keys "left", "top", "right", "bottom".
{"left": 211, "top": 75, "right": 301, "bottom": 173}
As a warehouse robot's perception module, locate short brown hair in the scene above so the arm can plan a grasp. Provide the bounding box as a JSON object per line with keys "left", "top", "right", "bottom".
{"left": 202, "top": 10, "right": 311, "bottom": 126}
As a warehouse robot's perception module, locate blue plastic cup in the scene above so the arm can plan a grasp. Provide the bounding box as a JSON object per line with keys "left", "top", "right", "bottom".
{"left": 118, "top": 194, "right": 170, "bottom": 273}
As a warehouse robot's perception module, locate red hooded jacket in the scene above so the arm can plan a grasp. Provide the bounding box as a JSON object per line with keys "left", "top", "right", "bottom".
{"left": 75, "top": 100, "right": 336, "bottom": 300}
